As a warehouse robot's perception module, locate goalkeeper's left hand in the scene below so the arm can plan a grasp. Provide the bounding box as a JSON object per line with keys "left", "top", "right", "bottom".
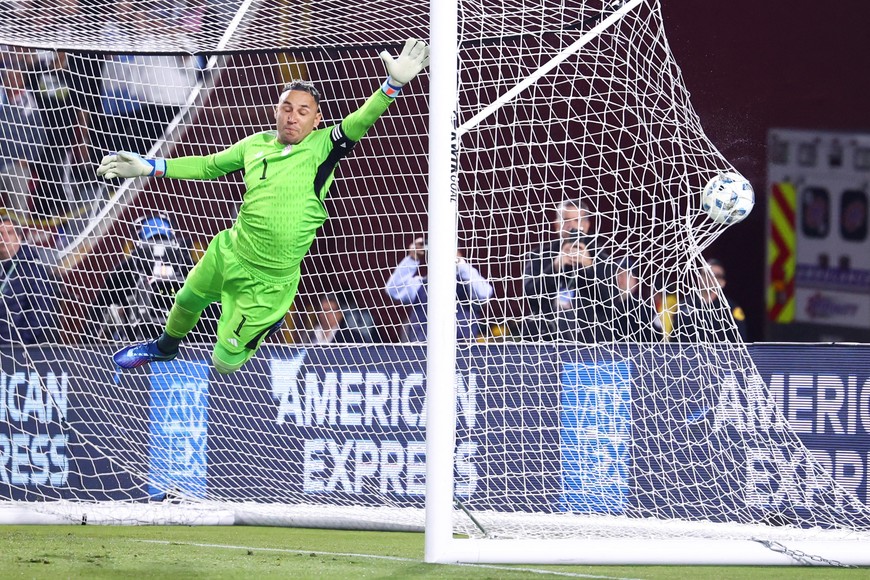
{"left": 96, "top": 151, "right": 165, "bottom": 180}
{"left": 379, "top": 38, "right": 430, "bottom": 97}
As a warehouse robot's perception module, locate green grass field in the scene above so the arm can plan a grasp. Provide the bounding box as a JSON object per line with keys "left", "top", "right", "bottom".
{"left": 1, "top": 526, "right": 869, "bottom": 579}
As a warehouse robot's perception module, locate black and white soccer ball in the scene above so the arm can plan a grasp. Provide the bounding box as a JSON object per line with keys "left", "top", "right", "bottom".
{"left": 701, "top": 171, "right": 755, "bottom": 225}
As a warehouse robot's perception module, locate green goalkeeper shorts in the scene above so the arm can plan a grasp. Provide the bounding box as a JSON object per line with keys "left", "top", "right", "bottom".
{"left": 184, "top": 229, "right": 299, "bottom": 355}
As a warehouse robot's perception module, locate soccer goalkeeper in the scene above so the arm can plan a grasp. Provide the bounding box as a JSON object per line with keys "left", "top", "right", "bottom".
{"left": 98, "top": 39, "right": 429, "bottom": 374}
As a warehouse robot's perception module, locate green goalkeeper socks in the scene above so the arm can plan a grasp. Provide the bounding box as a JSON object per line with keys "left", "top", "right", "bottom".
{"left": 164, "top": 302, "right": 201, "bottom": 340}
{"left": 163, "top": 285, "right": 211, "bottom": 345}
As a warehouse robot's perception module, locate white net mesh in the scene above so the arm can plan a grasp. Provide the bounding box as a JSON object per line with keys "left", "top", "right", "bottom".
{"left": 0, "top": 0, "right": 868, "bottom": 554}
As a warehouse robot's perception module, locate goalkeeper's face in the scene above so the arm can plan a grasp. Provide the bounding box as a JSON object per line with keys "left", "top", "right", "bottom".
{"left": 275, "top": 90, "right": 322, "bottom": 145}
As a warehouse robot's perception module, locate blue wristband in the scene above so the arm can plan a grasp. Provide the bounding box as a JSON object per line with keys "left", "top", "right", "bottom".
{"left": 146, "top": 159, "right": 166, "bottom": 178}
{"left": 381, "top": 76, "right": 403, "bottom": 98}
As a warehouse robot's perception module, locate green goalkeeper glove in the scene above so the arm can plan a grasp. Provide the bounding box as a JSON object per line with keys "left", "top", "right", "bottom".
{"left": 96, "top": 151, "right": 166, "bottom": 180}
{"left": 379, "top": 38, "right": 430, "bottom": 98}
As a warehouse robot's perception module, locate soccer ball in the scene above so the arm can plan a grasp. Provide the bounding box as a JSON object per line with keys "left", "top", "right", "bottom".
{"left": 701, "top": 172, "right": 755, "bottom": 224}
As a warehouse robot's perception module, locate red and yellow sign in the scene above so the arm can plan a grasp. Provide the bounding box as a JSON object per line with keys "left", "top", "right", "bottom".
{"left": 767, "top": 181, "right": 797, "bottom": 322}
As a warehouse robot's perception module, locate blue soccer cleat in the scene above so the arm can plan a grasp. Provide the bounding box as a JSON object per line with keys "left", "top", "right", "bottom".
{"left": 113, "top": 339, "right": 177, "bottom": 369}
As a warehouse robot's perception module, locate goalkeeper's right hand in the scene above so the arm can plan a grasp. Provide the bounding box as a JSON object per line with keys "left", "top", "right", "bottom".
{"left": 96, "top": 151, "right": 165, "bottom": 180}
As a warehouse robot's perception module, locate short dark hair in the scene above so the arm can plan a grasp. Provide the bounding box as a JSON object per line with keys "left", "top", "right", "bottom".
{"left": 706, "top": 258, "right": 726, "bottom": 281}
{"left": 281, "top": 80, "right": 321, "bottom": 108}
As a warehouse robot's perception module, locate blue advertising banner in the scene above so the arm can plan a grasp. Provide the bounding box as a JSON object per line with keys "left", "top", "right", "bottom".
{"left": 207, "top": 345, "right": 431, "bottom": 506}
{"left": 0, "top": 347, "right": 157, "bottom": 501}
{"left": 0, "top": 365, "right": 68, "bottom": 489}
{"left": 204, "top": 344, "right": 561, "bottom": 511}
{"left": 0, "top": 343, "right": 867, "bottom": 520}
{"left": 558, "top": 358, "right": 631, "bottom": 514}
{"left": 147, "top": 359, "right": 210, "bottom": 499}
{"left": 751, "top": 344, "right": 870, "bottom": 507}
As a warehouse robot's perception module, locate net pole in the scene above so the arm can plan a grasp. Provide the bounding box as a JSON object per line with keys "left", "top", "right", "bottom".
{"left": 424, "top": 0, "right": 460, "bottom": 564}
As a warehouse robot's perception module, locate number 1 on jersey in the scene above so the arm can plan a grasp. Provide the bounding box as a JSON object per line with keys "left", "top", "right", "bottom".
{"left": 234, "top": 315, "right": 247, "bottom": 336}
{"left": 260, "top": 159, "right": 268, "bottom": 180}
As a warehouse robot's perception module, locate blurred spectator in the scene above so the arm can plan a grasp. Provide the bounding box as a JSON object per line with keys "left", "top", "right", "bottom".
{"left": 5, "top": 0, "right": 105, "bottom": 218}
{"left": 90, "top": 215, "right": 216, "bottom": 343}
{"left": 548, "top": 230, "right": 609, "bottom": 343}
{"left": 296, "top": 290, "right": 381, "bottom": 345}
{"left": 0, "top": 65, "right": 44, "bottom": 219}
{"left": 671, "top": 259, "right": 746, "bottom": 343}
{"left": 707, "top": 258, "right": 747, "bottom": 340}
{"left": 522, "top": 198, "right": 595, "bottom": 340}
{"left": 0, "top": 217, "right": 58, "bottom": 344}
{"left": 599, "top": 257, "right": 661, "bottom": 343}
{"left": 26, "top": 49, "right": 105, "bottom": 218}
{"left": 97, "top": 1, "right": 200, "bottom": 156}
{"left": 478, "top": 318, "right": 523, "bottom": 343}
{"left": 385, "top": 237, "right": 493, "bottom": 342}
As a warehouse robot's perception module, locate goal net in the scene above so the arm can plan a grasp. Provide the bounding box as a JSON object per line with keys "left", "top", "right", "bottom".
{"left": 0, "top": 0, "right": 867, "bottom": 566}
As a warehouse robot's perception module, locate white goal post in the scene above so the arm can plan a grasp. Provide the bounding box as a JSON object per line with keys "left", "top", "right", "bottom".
{"left": 0, "top": 0, "right": 868, "bottom": 568}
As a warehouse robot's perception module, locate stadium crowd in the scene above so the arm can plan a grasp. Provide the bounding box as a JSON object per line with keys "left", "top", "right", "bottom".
{"left": 0, "top": 0, "right": 209, "bottom": 221}
{"left": 0, "top": 8, "right": 748, "bottom": 347}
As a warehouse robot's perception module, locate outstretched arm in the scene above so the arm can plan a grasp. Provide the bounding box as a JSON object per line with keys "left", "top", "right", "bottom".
{"left": 96, "top": 137, "right": 250, "bottom": 181}
{"left": 457, "top": 258, "right": 493, "bottom": 302}
{"left": 386, "top": 256, "right": 425, "bottom": 304}
{"left": 341, "top": 39, "right": 430, "bottom": 142}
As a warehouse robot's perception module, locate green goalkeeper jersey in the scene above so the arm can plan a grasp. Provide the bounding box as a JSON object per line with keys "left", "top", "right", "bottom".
{"left": 164, "top": 90, "right": 394, "bottom": 283}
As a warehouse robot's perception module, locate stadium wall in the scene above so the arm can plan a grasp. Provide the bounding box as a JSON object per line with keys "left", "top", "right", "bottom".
{"left": 0, "top": 344, "right": 867, "bottom": 514}
{"left": 662, "top": 0, "right": 870, "bottom": 341}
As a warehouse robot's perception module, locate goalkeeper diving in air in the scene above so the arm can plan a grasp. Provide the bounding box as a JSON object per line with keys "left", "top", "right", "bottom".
{"left": 98, "top": 39, "right": 429, "bottom": 374}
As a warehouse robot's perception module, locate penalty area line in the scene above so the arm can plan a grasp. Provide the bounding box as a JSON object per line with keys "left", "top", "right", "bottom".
{"left": 135, "top": 539, "right": 644, "bottom": 580}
